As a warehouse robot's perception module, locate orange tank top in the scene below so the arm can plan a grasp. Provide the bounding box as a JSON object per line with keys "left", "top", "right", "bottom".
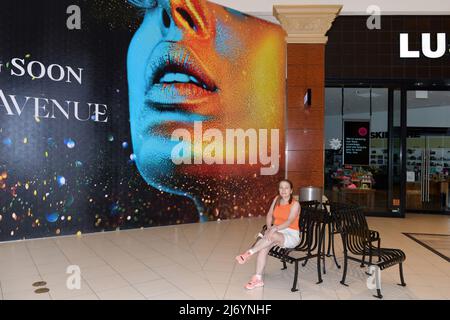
{"left": 273, "top": 201, "right": 299, "bottom": 231}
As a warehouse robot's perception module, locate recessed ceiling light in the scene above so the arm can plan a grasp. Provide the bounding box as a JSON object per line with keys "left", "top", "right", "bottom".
{"left": 415, "top": 91, "right": 428, "bottom": 99}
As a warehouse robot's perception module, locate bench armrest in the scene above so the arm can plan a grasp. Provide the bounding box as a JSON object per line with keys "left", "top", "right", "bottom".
{"left": 369, "top": 230, "right": 380, "bottom": 241}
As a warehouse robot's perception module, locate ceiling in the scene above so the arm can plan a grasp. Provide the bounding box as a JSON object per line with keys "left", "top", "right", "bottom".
{"left": 210, "top": 0, "right": 450, "bottom": 17}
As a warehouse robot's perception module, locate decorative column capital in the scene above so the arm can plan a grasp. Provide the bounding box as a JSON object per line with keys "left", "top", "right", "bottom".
{"left": 273, "top": 5, "right": 342, "bottom": 44}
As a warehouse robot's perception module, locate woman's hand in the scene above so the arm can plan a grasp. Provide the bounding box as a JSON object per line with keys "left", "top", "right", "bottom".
{"left": 267, "top": 226, "right": 279, "bottom": 241}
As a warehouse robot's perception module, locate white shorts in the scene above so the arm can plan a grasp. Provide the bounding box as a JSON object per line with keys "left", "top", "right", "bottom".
{"left": 278, "top": 228, "right": 300, "bottom": 248}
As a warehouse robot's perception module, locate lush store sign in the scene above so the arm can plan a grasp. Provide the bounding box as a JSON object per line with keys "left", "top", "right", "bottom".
{"left": 400, "top": 33, "right": 449, "bottom": 58}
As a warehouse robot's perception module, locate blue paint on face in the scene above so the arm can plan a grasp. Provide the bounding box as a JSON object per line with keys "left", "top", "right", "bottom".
{"left": 215, "top": 21, "right": 228, "bottom": 56}
{"left": 224, "top": 7, "right": 247, "bottom": 19}
{"left": 128, "top": 0, "right": 157, "bottom": 10}
{"left": 127, "top": 4, "right": 208, "bottom": 194}
{"left": 128, "top": 8, "right": 176, "bottom": 187}
{"left": 215, "top": 21, "right": 242, "bottom": 59}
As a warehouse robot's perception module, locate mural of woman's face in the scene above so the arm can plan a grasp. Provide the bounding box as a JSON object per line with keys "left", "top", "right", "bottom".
{"left": 127, "top": 0, "right": 285, "bottom": 201}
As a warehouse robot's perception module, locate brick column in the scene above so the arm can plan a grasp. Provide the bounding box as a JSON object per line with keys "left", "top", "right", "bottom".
{"left": 273, "top": 5, "right": 342, "bottom": 193}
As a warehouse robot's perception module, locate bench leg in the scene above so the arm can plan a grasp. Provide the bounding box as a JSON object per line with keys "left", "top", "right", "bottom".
{"left": 322, "top": 231, "right": 326, "bottom": 275}
{"left": 317, "top": 244, "right": 323, "bottom": 284}
{"left": 326, "top": 224, "right": 332, "bottom": 257}
{"left": 398, "top": 263, "right": 407, "bottom": 287}
{"left": 291, "top": 261, "right": 299, "bottom": 292}
{"left": 340, "top": 253, "right": 348, "bottom": 286}
{"left": 281, "top": 261, "right": 287, "bottom": 270}
{"left": 331, "top": 232, "right": 341, "bottom": 269}
{"left": 302, "top": 256, "right": 309, "bottom": 267}
{"left": 373, "top": 289, "right": 383, "bottom": 299}
{"left": 322, "top": 252, "right": 326, "bottom": 276}
{"left": 377, "top": 240, "right": 381, "bottom": 262}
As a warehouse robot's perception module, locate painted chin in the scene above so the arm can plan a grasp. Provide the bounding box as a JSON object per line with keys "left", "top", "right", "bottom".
{"left": 136, "top": 144, "right": 177, "bottom": 183}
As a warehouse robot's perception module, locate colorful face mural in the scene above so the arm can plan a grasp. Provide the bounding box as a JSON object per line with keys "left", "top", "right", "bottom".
{"left": 0, "top": 0, "right": 285, "bottom": 241}
{"left": 127, "top": 0, "right": 286, "bottom": 217}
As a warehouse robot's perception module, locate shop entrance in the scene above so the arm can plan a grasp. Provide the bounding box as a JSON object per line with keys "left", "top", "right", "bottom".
{"left": 324, "top": 87, "right": 395, "bottom": 216}
{"left": 325, "top": 84, "right": 450, "bottom": 217}
{"left": 405, "top": 91, "right": 450, "bottom": 213}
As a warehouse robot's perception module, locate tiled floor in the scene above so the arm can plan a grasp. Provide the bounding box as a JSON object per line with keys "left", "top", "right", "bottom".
{"left": 403, "top": 233, "right": 450, "bottom": 261}
{"left": 0, "top": 213, "right": 449, "bottom": 300}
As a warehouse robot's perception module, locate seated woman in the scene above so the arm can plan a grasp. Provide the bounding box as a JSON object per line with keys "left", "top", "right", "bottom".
{"left": 235, "top": 179, "right": 301, "bottom": 290}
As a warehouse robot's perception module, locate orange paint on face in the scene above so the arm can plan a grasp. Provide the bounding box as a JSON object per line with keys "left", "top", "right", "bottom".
{"left": 166, "top": 2, "right": 286, "bottom": 177}
{"left": 128, "top": 0, "right": 286, "bottom": 197}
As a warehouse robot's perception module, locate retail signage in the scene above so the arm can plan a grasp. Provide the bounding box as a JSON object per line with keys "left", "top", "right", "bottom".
{"left": 407, "top": 171, "right": 416, "bottom": 182}
{"left": 371, "top": 132, "right": 388, "bottom": 139}
{"left": 370, "top": 131, "right": 421, "bottom": 139}
{"left": 343, "top": 121, "right": 370, "bottom": 166}
{"left": 400, "top": 33, "right": 448, "bottom": 58}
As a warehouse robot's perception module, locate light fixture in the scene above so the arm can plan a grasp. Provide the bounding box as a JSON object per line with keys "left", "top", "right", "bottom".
{"left": 415, "top": 91, "right": 428, "bottom": 99}
{"left": 304, "top": 88, "right": 312, "bottom": 107}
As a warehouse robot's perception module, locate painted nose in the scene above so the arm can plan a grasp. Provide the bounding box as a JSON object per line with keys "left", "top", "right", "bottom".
{"left": 169, "top": 0, "right": 213, "bottom": 39}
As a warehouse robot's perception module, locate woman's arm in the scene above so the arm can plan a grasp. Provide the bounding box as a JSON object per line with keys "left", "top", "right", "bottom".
{"left": 274, "top": 201, "right": 300, "bottom": 231}
{"left": 266, "top": 196, "right": 278, "bottom": 227}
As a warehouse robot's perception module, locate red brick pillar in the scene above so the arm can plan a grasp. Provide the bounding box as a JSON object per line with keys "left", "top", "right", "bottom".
{"left": 273, "top": 5, "right": 342, "bottom": 193}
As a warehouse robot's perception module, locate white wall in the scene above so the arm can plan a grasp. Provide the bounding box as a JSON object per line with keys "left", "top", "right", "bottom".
{"left": 211, "top": 0, "right": 450, "bottom": 15}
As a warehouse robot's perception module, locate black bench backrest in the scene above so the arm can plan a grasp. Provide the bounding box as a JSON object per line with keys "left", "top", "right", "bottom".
{"left": 329, "top": 202, "right": 372, "bottom": 255}
{"left": 296, "top": 202, "right": 328, "bottom": 251}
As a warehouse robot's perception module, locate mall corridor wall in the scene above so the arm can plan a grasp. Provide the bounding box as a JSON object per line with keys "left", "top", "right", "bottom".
{"left": 0, "top": 0, "right": 286, "bottom": 241}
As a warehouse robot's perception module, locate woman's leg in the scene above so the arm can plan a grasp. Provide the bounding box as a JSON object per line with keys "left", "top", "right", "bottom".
{"left": 244, "top": 234, "right": 286, "bottom": 289}
{"left": 243, "top": 247, "right": 271, "bottom": 290}
{"left": 236, "top": 232, "right": 285, "bottom": 264}
{"left": 250, "top": 232, "right": 285, "bottom": 255}
{"left": 255, "top": 246, "right": 271, "bottom": 276}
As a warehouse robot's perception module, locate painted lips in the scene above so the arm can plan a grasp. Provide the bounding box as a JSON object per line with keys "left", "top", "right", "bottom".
{"left": 144, "top": 42, "right": 218, "bottom": 110}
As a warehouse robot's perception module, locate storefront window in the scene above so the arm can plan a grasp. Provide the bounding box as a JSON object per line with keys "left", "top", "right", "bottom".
{"left": 406, "top": 91, "right": 450, "bottom": 212}
{"left": 325, "top": 87, "right": 389, "bottom": 212}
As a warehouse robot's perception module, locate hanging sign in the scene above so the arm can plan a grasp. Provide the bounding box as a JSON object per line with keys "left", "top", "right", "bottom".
{"left": 344, "top": 121, "right": 370, "bottom": 166}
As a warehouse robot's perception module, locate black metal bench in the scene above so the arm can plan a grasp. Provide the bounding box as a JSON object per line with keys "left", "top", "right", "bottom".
{"left": 328, "top": 202, "right": 381, "bottom": 267}
{"left": 332, "top": 203, "right": 407, "bottom": 299}
{"left": 268, "top": 202, "right": 328, "bottom": 292}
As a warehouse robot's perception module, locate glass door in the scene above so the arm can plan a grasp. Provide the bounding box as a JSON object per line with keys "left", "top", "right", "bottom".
{"left": 324, "top": 87, "right": 393, "bottom": 214}
{"left": 388, "top": 89, "right": 404, "bottom": 215}
{"left": 406, "top": 130, "right": 450, "bottom": 212}
{"left": 406, "top": 90, "right": 450, "bottom": 213}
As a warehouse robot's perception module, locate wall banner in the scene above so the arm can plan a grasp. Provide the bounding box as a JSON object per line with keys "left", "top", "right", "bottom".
{"left": 0, "top": 0, "right": 286, "bottom": 241}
